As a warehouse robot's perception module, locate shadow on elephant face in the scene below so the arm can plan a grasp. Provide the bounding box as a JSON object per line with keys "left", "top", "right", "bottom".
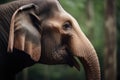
{"left": 7, "top": 0, "right": 100, "bottom": 80}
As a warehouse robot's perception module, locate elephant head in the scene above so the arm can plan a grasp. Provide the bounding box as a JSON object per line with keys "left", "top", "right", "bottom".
{"left": 7, "top": 0, "right": 100, "bottom": 80}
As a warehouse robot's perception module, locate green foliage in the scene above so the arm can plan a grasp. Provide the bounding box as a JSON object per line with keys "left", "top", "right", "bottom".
{"left": 17, "top": 64, "right": 85, "bottom": 80}
{"left": 29, "top": 64, "right": 85, "bottom": 80}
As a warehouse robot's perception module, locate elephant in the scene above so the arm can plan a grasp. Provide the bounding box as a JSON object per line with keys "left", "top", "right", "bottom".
{"left": 0, "top": 0, "right": 101, "bottom": 80}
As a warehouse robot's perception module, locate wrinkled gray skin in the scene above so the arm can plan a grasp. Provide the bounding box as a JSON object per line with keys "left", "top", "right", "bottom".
{"left": 0, "top": 0, "right": 101, "bottom": 80}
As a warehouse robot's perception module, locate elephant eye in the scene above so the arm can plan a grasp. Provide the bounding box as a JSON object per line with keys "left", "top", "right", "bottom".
{"left": 63, "top": 21, "right": 72, "bottom": 30}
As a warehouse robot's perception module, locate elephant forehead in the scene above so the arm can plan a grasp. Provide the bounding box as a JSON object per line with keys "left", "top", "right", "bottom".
{"left": 43, "top": 12, "right": 71, "bottom": 27}
{"left": 38, "top": 0, "right": 70, "bottom": 20}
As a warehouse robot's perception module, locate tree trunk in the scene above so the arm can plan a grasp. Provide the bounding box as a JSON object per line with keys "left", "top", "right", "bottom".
{"left": 104, "top": 0, "right": 117, "bottom": 80}
{"left": 85, "top": 0, "right": 94, "bottom": 40}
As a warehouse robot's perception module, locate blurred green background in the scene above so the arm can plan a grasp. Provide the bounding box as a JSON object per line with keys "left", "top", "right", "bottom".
{"left": 0, "top": 0, "right": 119, "bottom": 80}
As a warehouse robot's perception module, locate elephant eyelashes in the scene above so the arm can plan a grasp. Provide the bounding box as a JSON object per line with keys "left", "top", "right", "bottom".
{"left": 63, "top": 21, "right": 72, "bottom": 30}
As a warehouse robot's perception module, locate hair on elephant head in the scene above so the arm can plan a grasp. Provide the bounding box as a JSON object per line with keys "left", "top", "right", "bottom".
{"left": 5, "top": 0, "right": 101, "bottom": 80}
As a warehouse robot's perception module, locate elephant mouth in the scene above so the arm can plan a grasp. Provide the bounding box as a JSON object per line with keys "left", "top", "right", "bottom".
{"left": 51, "top": 45, "right": 80, "bottom": 70}
{"left": 52, "top": 45, "right": 68, "bottom": 62}
{"left": 40, "top": 43, "right": 80, "bottom": 70}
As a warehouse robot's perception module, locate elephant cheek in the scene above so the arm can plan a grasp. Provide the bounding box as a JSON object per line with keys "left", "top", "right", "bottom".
{"left": 69, "top": 34, "right": 101, "bottom": 80}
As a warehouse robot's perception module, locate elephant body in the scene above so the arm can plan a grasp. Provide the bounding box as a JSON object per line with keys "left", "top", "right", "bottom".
{"left": 0, "top": 0, "right": 101, "bottom": 80}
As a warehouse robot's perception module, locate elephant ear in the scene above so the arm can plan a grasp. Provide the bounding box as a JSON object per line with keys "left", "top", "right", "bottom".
{"left": 8, "top": 4, "right": 41, "bottom": 62}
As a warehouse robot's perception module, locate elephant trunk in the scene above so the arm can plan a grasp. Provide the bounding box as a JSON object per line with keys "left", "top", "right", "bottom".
{"left": 69, "top": 27, "right": 100, "bottom": 80}
{"left": 78, "top": 48, "right": 101, "bottom": 80}
{"left": 78, "top": 37, "right": 101, "bottom": 80}
{"left": 70, "top": 37, "right": 101, "bottom": 80}
{"left": 67, "top": 15, "right": 101, "bottom": 80}
{"left": 78, "top": 33, "right": 101, "bottom": 80}
{"left": 69, "top": 28, "right": 101, "bottom": 80}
